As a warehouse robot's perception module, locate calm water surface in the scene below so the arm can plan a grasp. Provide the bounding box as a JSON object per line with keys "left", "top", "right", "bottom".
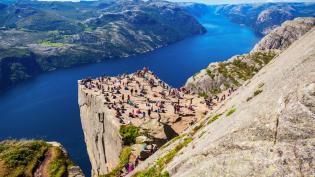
{"left": 0, "top": 10, "right": 260, "bottom": 175}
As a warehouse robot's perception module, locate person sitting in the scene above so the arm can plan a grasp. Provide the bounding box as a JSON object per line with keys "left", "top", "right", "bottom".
{"left": 188, "top": 104, "right": 194, "bottom": 111}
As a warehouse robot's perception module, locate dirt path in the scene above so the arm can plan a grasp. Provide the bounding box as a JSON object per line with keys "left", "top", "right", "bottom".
{"left": 34, "top": 147, "right": 53, "bottom": 177}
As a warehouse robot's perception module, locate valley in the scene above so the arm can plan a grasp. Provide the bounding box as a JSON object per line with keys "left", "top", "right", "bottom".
{"left": 0, "top": 7, "right": 260, "bottom": 175}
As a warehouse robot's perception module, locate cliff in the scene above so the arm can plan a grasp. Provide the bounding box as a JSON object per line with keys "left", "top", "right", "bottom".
{"left": 79, "top": 87, "right": 123, "bottom": 176}
{"left": 78, "top": 70, "right": 212, "bottom": 176}
{"left": 184, "top": 17, "right": 315, "bottom": 97}
{"left": 0, "top": 140, "right": 84, "bottom": 177}
{"left": 128, "top": 25, "right": 315, "bottom": 177}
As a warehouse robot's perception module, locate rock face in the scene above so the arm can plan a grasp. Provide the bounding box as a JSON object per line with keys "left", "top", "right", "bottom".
{"left": 185, "top": 17, "right": 314, "bottom": 97}
{"left": 253, "top": 17, "right": 315, "bottom": 52}
{"left": 129, "top": 26, "right": 315, "bottom": 177}
{"left": 78, "top": 88, "right": 123, "bottom": 176}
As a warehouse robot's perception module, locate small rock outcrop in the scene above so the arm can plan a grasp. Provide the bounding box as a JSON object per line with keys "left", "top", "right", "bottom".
{"left": 128, "top": 25, "right": 315, "bottom": 177}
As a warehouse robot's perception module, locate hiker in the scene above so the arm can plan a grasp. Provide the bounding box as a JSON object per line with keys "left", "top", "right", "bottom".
{"left": 158, "top": 113, "right": 161, "bottom": 122}
{"left": 174, "top": 104, "right": 177, "bottom": 114}
{"left": 221, "top": 94, "right": 226, "bottom": 101}
{"left": 142, "top": 112, "right": 146, "bottom": 118}
{"left": 127, "top": 163, "right": 134, "bottom": 173}
{"left": 148, "top": 109, "right": 151, "bottom": 118}
{"left": 188, "top": 104, "right": 194, "bottom": 111}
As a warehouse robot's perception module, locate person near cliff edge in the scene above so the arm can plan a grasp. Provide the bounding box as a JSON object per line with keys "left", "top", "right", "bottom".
{"left": 127, "top": 162, "right": 134, "bottom": 173}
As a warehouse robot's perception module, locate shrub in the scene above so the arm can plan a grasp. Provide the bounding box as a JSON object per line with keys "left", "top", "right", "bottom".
{"left": 198, "top": 92, "right": 208, "bottom": 98}
{"left": 206, "top": 69, "right": 215, "bottom": 79}
{"left": 119, "top": 125, "right": 140, "bottom": 145}
{"left": 103, "top": 146, "right": 132, "bottom": 177}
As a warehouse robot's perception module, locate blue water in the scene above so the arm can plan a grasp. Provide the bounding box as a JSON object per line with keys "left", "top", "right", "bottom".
{"left": 0, "top": 10, "right": 260, "bottom": 175}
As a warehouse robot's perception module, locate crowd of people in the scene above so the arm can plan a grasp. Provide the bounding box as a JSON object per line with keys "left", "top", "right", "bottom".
{"left": 80, "top": 67, "right": 235, "bottom": 175}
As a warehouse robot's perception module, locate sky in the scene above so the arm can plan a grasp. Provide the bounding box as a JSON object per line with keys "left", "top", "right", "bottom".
{"left": 168, "top": 0, "right": 315, "bottom": 4}
{"left": 37, "top": 0, "right": 315, "bottom": 3}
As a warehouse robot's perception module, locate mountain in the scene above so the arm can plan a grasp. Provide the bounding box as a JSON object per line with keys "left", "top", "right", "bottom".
{"left": 252, "top": 17, "right": 315, "bottom": 52}
{"left": 184, "top": 17, "right": 315, "bottom": 97}
{"left": 215, "top": 3, "right": 315, "bottom": 35}
{"left": 128, "top": 21, "right": 315, "bottom": 177}
{"left": 0, "top": 0, "right": 206, "bottom": 92}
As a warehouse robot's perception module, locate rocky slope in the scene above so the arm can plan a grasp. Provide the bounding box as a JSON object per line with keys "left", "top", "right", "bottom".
{"left": 252, "top": 17, "right": 315, "bottom": 52}
{"left": 128, "top": 25, "right": 315, "bottom": 177}
{"left": 0, "top": 0, "right": 206, "bottom": 92}
{"left": 0, "top": 140, "right": 84, "bottom": 177}
{"left": 215, "top": 2, "right": 315, "bottom": 35}
{"left": 185, "top": 17, "right": 315, "bottom": 97}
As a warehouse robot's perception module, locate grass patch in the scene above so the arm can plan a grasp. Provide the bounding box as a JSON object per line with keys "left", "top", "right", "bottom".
{"left": 160, "top": 134, "right": 186, "bottom": 150}
{"left": 246, "top": 89, "right": 263, "bottom": 102}
{"left": 198, "top": 131, "right": 206, "bottom": 138}
{"left": 119, "top": 125, "right": 140, "bottom": 145}
{"left": 207, "top": 114, "right": 222, "bottom": 125}
{"left": 133, "top": 137, "right": 192, "bottom": 177}
{"left": 226, "top": 107, "right": 236, "bottom": 117}
{"left": 206, "top": 69, "right": 215, "bottom": 79}
{"left": 39, "top": 40, "right": 65, "bottom": 47}
{"left": 0, "top": 140, "right": 48, "bottom": 177}
{"left": 210, "top": 88, "right": 221, "bottom": 95}
{"left": 48, "top": 146, "right": 74, "bottom": 177}
{"left": 102, "top": 146, "right": 132, "bottom": 177}
{"left": 250, "top": 52, "right": 276, "bottom": 66}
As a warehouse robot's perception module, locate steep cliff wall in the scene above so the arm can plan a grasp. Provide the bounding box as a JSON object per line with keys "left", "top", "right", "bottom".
{"left": 78, "top": 86, "right": 123, "bottom": 176}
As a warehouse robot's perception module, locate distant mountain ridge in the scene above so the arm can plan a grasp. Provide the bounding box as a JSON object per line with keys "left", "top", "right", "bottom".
{"left": 215, "top": 2, "right": 315, "bottom": 35}
{"left": 0, "top": 0, "right": 206, "bottom": 91}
